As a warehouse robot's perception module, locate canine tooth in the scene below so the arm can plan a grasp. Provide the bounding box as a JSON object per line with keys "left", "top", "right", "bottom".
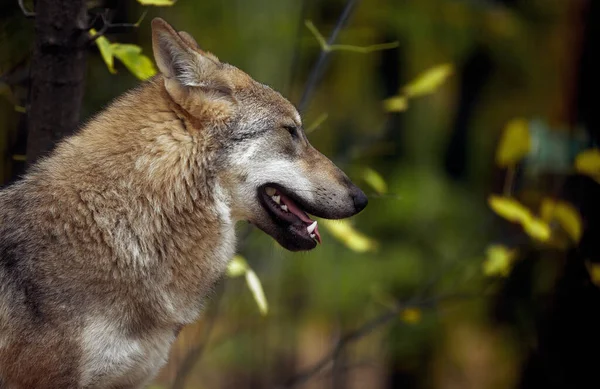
{"left": 272, "top": 195, "right": 280, "bottom": 204}
{"left": 265, "top": 187, "right": 276, "bottom": 196}
{"left": 307, "top": 221, "right": 318, "bottom": 234}
{"left": 310, "top": 233, "right": 316, "bottom": 239}
{"left": 281, "top": 204, "right": 288, "bottom": 212}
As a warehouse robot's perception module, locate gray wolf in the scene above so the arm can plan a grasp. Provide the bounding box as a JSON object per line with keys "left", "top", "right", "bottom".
{"left": 0, "top": 18, "right": 367, "bottom": 388}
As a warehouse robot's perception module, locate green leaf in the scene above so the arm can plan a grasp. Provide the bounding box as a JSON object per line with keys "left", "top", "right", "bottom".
{"left": 226, "top": 255, "right": 248, "bottom": 278}
{"left": 402, "top": 64, "right": 453, "bottom": 98}
{"left": 320, "top": 219, "right": 377, "bottom": 252}
{"left": 496, "top": 118, "right": 531, "bottom": 167}
{"left": 245, "top": 270, "right": 268, "bottom": 316}
{"left": 483, "top": 245, "right": 517, "bottom": 277}
{"left": 90, "top": 29, "right": 116, "bottom": 74}
{"left": 111, "top": 43, "right": 157, "bottom": 80}
{"left": 137, "top": 0, "right": 175, "bottom": 5}
{"left": 362, "top": 167, "right": 387, "bottom": 195}
{"left": 383, "top": 96, "right": 408, "bottom": 112}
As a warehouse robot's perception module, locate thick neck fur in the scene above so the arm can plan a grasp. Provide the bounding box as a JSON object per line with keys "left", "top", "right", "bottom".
{"left": 14, "top": 76, "right": 236, "bottom": 327}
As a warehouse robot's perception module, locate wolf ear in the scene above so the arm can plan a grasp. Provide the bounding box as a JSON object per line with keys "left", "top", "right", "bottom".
{"left": 177, "top": 31, "right": 200, "bottom": 50}
{"left": 151, "top": 18, "right": 221, "bottom": 87}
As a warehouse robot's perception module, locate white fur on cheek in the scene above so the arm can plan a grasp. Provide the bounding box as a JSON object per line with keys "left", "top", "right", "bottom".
{"left": 234, "top": 139, "right": 314, "bottom": 202}
{"left": 246, "top": 159, "right": 315, "bottom": 203}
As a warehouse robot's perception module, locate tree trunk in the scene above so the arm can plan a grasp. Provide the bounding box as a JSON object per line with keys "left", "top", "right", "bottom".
{"left": 26, "top": 0, "right": 88, "bottom": 165}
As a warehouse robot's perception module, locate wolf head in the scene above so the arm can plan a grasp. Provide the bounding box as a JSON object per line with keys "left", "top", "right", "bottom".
{"left": 151, "top": 18, "right": 367, "bottom": 251}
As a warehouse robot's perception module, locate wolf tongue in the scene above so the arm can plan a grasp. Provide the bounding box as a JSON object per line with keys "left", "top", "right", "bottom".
{"left": 279, "top": 194, "right": 322, "bottom": 243}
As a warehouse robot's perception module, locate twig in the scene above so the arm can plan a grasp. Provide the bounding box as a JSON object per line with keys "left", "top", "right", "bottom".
{"left": 87, "top": 10, "right": 148, "bottom": 43}
{"left": 275, "top": 293, "right": 476, "bottom": 389}
{"left": 18, "top": 0, "right": 35, "bottom": 18}
{"left": 298, "top": 0, "right": 360, "bottom": 113}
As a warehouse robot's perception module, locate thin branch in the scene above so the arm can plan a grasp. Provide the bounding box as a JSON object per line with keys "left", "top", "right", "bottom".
{"left": 275, "top": 293, "right": 477, "bottom": 389}
{"left": 18, "top": 0, "right": 35, "bottom": 18}
{"left": 328, "top": 41, "right": 400, "bottom": 54}
{"left": 305, "top": 113, "right": 328, "bottom": 133}
{"left": 298, "top": 0, "right": 359, "bottom": 113}
{"left": 305, "top": 20, "right": 399, "bottom": 54}
{"left": 87, "top": 10, "right": 148, "bottom": 43}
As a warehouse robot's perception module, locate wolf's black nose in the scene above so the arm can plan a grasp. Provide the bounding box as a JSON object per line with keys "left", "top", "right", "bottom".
{"left": 351, "top": 187, "right": 368, "bottom": 213}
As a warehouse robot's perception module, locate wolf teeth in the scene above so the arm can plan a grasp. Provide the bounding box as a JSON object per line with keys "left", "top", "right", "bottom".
{"left": 310, "top": 233, "right": 316, "bottom": 239}
{"left": 307, "top": 221, "right": 317, "bottom": 234}
{"left": 272, "top": 195, "right": 280, "bottom": 204}
{"left": 265, "top": 187, "right": 276, "bottom": 196}
{"left": 281, "top": 204, "right": 288, "bottom": 212}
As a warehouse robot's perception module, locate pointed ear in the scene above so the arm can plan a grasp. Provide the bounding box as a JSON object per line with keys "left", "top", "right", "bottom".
{"left": 177, "top": 31, "right": 200, "bottom": 50}
{"left": 151, "top": 18, "right": 219, "bottom": 87}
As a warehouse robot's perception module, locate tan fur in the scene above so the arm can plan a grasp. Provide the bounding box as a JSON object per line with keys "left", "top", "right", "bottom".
{"left": 0, "top": 18, "right": 366, "bottom": 388}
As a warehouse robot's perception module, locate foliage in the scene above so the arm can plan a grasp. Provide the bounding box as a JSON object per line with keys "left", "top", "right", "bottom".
{"left": 575, "top": 149, "right": 600, "bottom": 183}
{"left": 226, "top": 255, "right": 268, "bottom": 315}
{"left": 2, "top": 0, "right": 596, "bottom": 387}
{"left": 496, "top": 118, "right": 531, "bottom": 167}
{"left": 90, "top": 29, "right": 157, "bottom": 80}
{"left": 384, "top": 63, "right": 454, "bottom": 113}
{"left": 483, "top": 245, "right": 517, "bottom": 277}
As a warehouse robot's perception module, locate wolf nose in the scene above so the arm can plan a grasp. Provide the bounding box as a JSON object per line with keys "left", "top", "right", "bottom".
{"left": 351, "top": 187, "right": 368, "bottom": 213}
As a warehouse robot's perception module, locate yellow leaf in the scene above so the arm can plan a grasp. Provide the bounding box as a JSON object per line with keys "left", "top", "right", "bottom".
{"left": 483, "top": 245, "right": 517, "bottom": 277}
{"left": 585, "top": 261, "right": 600, "bottom": 287}
{"left": 383, "top": 96, "right": 408, "bottom": 112}
{"left": 401, "top": 308, "right": 422, "bottom": 324}
{"left": 362, "top": 167, "right": 387, "bottom": 195}
{"left": 226, "top": 255, "right": 248, "bottom": 278}
{"left": 402, "top": 64, "right": 453, "bottom": 98}
{"left": 137, "top": 0, "right": 175, "bottom": 5}
{"left": 575, "top": 149, "right": 600, "bottom": 182}
{"left": 488, "top": 195, "right": 531, "bottom": 224}
{"left": 522, "top": 218, "right": 551, "bottom": 242}
{"left": 540, "top": 198, "right": 583, "bottom": 243}
{"left": 90, "top": 28, "right": 116, "bottom": 74}
{"left": 111, "top": 44, "right": 157, "bottom": 80}
{"left": 496, "top": 118, "right": 531, "bottom": 167}
{"left": 488, "top": 195, "right": 551, "bottom": 242}
{"left": 245, "top": 270, "right": 268, "bottom": 316}
{"left": 320, "top": 219, "right": 377, "bottom": 252}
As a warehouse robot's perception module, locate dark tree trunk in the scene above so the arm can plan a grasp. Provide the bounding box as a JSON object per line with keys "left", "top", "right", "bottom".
{"left": 26, "top": 0, "right": 88, "bottom": 165}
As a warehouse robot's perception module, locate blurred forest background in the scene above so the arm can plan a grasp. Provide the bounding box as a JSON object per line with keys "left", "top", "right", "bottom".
{"left": 2, "top": 0, "right": 600, "bottom": 388}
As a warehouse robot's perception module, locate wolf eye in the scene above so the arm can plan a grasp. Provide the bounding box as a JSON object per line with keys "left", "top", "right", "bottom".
{"left": 283, "top": 125, "right": 299, "bottom": 139}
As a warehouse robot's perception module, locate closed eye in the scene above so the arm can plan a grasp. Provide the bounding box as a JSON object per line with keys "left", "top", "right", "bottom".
{"left": 283, "top": 125, "right": 299, "bottom": 139}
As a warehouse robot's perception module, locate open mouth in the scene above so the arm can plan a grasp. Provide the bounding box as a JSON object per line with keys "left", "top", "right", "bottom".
{"left": 257, "top": 184, "right": 322, "bottom": 250}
